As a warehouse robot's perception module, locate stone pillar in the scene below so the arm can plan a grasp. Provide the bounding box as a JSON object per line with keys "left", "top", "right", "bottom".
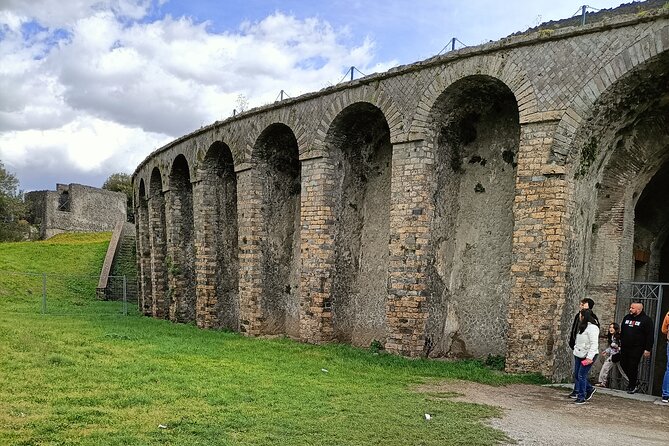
{"left": 237, "top": 165, "right": 266, "bottom": 336}
{"left": 148, "top": 191, "right": 169, "bottom": 319}
{"left": 385, "top": 139, "right": 434, "bottom": 357}
{"left": 135, "top": 200, "right": 152, "bottom": 316}
{"left": 298, "top": 155, "right": 338, "bottom": 343}
{"left": 506, "top": 120, "right": 570, "bottom": 377}
{"left": 193, "top": 179, "right": 219, "bottom": 328}
{"left": 164, "top": 186, "right": 196, "bottom": 323}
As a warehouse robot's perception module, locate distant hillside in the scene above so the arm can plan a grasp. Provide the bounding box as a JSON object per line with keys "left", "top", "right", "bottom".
{"left": 0, "top": 232, "right": 111, "bottom": 313}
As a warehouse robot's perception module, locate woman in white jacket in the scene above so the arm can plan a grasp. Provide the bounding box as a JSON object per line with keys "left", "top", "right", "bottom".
{"left": 572, "top": 309, "right": 600, "bottom": 404}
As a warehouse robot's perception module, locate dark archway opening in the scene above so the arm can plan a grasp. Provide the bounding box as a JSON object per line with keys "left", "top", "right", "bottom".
{"left": 168, "top": 155, "right": 196, "bottom": 323}
{"left": 253, "top": 123, "right": 301, "bottom": 336}
{"left": 426, "top": 75, "right": 519, "bottom": 358}
{"left": 326, "top": 102, "right": 392, "bottom": 346}
{"left": 202, "top": 142, "right": 239, "bottom": 330}
{"left": 634, "top": 160, "right": 669, "bottom": 395}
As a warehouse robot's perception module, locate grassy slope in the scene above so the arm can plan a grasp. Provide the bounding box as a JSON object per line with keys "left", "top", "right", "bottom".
{"left": 0, "top": 233, "right": 545, "bottom": 446}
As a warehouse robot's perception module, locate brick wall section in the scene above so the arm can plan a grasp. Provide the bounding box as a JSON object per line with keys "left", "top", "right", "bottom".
{"left": 135, "top": 202, "right": 152, "bottom": 315}
{"left": 385, "top": 140, "right": 434, "bottom": 357}
{"left": 164, "top": 187, "right": 196, "bottom": 323}
{"left": 506, "top": 121, "right": 570, "bottom": 377}
{"left": 193, "top": 179, "right": 220, "bottom": 328}
{"left": 237, "top": 167, "right": 266, "bottom": 335}
{"left": 298, "top": 156, "right": 337, "bottom": 343}
{"left": 148, "top": 192, "right": 169, "bottom": 319}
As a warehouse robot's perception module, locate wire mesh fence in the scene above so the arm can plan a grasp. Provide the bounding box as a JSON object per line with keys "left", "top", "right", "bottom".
{"left": 0, "top": 270, "right": 139, "bottom": 316}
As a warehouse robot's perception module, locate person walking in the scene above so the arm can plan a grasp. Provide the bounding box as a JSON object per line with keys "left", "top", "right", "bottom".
{"left": 572, "top": 309, "right": 600, "bottom": 405}
{"left": 595, "top": 322, "right": 627, "bottom": 388}
{"left": 620, "top": 302, "right": 654, "bottom": 394}
{"left": 661, "top": 310, "right": 669, "bottom": 404}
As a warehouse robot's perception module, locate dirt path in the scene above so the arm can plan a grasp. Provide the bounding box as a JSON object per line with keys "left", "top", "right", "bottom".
{"left": 418, "top": 382, "right": 669, "bottom": 445}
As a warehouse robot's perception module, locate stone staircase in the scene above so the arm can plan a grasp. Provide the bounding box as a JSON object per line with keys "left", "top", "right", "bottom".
{"left": 98, "top": 222, "right": 138, "bottom": 300}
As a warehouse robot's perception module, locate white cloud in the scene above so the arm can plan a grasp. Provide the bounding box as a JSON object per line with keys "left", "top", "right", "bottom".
{"left": 0, "top": 2, "right": 387, "bottom": 190}
{"left": 0, "top": 116, "right": 169, "bottom": 171}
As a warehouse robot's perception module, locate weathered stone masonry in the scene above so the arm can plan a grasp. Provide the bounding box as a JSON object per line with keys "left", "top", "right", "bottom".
{"left": 133, "top": 9, "right": 669, "bottom": 379}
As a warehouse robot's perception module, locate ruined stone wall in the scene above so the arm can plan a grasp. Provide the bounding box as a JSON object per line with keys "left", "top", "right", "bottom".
{"left": 132, "top": 9, "right": 669, "bottom": 379}
{"left": 26, "top": 183, "right": 126, "bottom": 239}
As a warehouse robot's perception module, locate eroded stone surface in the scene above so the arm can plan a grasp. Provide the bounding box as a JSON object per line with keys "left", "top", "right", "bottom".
{"left": 132, "top": 5, "right": 669, "bottom": 379}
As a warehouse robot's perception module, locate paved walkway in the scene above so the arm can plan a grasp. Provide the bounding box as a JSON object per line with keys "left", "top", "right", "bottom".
{"left": 418, "top": 381, "right": 669, "bottom": 445}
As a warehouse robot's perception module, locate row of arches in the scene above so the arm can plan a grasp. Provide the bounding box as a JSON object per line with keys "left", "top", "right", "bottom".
{"left": 134, "top": 27, "right": 669, "bottom": 374}
{"left": 135, "top": 74, "right": 520, "bottom": 357}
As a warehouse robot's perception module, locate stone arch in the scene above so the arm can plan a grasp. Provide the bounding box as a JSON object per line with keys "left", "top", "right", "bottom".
{"left": 551, "top": 26, "right": 669, "bottom": 164}
{"left": 195, "top": 141, "right": 239, "bottom": 330}
{"left": 410, "top": 55, "right": 536, "bottom": 141}
{"left": 248, "top": 122, "right": 302, "bottom": 337}
{"left": 194, "top": 130, "right": 245, "bottom": 177}
{"left": 166, "top": 154, "right": 196, "bottom": 323}
{"left": 313, "top": 87, "right": 403, "bottom": 149}
{"left": 560, "top": 42, "right": 669, "bottom": 364}
{"left": 148, "top": 167, "right": 169, "bottom": 318}
{"left": 242, "top": 112, "right": 310, "bottom": 163}
{"left": 136, "top": 178, "right": 152, "bottom": 316}
{"left": 324, "top": 101, "right": 392, "bottom": 346}
{"left": 422, "top": 74, "right": 520, "bottom": 358}
{"left": 148, "top": 166, "right": 164, "bottom": 197}
{"left": 167, "top": 148, "right": 198, "bottom": 183}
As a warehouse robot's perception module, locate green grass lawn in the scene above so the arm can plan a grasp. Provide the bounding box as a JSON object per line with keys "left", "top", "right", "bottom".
{"left": 0, "top": 233, "right": 545, "bottom": 445}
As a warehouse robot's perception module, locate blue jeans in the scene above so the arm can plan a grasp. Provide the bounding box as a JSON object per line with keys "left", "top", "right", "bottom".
{"left": 573, "top": 355, "right": 594, "bottom": 400}
{"left": 663, "top": 344, "right": 669, "bottom": 398}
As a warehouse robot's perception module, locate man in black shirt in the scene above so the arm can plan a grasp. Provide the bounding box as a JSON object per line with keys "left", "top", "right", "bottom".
{"left": 620, "top": 302, "right": 654, "bottom": 393}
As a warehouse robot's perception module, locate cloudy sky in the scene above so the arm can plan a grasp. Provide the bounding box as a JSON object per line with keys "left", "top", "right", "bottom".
{"left": 0, "top": 0, "right": 625, "bottom": 192}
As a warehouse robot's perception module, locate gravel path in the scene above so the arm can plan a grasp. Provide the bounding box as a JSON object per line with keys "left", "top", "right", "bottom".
{"left": 417, "top": 381, "right": 669, "bottom": 445}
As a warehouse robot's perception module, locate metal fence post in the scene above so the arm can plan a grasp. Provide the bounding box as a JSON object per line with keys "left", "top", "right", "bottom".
{"left": 41, "top": 273, "right": 47, "bottom": 314}
{"left": 123, "top": 275, "right": 128, "bottom": 316}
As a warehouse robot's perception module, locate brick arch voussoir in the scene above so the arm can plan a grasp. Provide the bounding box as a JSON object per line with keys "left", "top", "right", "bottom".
{"left": 410, "top": 55, "right": 537, "bottom": 141}
{"left": 193, "top": 130, "right": 244, "bottom": 182}
{"left": 551, "top": 27, "right": 669, "bottom": 166}
{"left": 240, "top": 110, "right": 308, "bottom": 162}
{"left": 312, "top": 86, "right": 404, "bottom": 150}
{"left": 167, "top": 147, "right": 198, "bottom": 187}
{"left": 148, "top": 165, "right": 166, "bottom": 198}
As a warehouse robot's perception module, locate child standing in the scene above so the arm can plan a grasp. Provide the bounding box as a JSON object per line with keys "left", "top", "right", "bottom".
{"left": 596, "top": 322, "right": 627, "bottom": 388}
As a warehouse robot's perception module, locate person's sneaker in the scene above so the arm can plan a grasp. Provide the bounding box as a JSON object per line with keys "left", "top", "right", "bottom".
{"left": 627, "top": 386, "right": 639, "bottom": 394}
{"left": 586, "top": 387, "right": 596, "bottom": 401}
{"left": 574, "top": 398, "right": 586, "bottom": 405}
{"left": 661, "top": 396, "right": 669, "bottom": 404}
{"left": 567, "top": 391, "right": 577, "bottom": 399}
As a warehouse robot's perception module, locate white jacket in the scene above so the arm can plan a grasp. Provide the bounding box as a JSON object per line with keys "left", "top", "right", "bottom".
{"left": 572, "top": 322, "right": 600, "bottom": 360}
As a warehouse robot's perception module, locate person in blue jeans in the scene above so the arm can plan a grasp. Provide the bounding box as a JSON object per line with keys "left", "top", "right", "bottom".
{"left": 661, "top": 310, "right": 669, "bottom": 404}
{"left": 572, "top": 309, "right": 600, "bottom": 405}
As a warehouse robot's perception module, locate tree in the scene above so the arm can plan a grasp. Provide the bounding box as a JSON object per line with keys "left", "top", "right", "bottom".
{"left": 0, "top": 160, "right": 28, "bottom": 241}
{"left": 102, "top": 172, "right": 134, "bottom": 222}
{"left": 235, "top": 93, "right": 249, "bottom": 113}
